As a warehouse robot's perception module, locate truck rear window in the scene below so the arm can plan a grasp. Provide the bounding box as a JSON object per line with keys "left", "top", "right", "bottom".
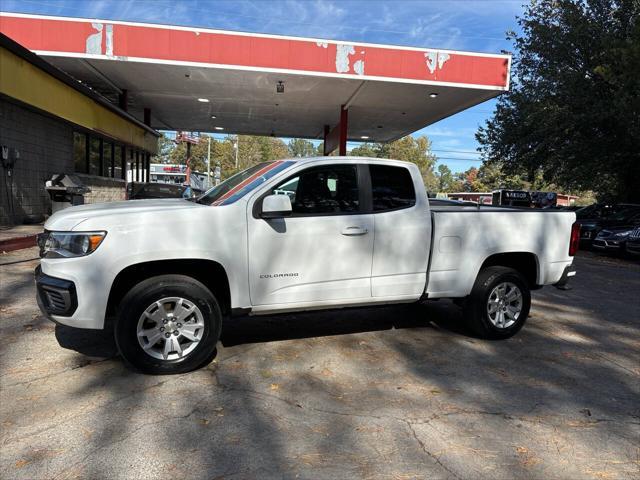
{"left": 370, "top": 165, "right": 416, "bottom": 211}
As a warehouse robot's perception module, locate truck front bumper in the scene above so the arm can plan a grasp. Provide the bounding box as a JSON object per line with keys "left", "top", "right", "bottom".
{"left": 35, "top": 265, "right": 78, "bottom": 318}
{"left": 553, "top": 265, "right": 576, "bottom": 290}
{"left": 35, "top": 256, "right": 110, "bottom": 329}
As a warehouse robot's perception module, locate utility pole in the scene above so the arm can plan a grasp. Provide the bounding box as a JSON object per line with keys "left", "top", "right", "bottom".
{"left": 214, "top": 162, "right": 221, "bottom": 185}
{"left": 175, "top": 131, "right": 199, "bottom": 189}
{"left": 234, "top": 135, "right": 239, "bottom": 169}
{"left": 207, "top": 135, "right": 211, "bottom": 189}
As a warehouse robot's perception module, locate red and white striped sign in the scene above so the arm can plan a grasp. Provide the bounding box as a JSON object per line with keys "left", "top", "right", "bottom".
{"left": 0, "top": 13, "right": 510, "bottom": 90}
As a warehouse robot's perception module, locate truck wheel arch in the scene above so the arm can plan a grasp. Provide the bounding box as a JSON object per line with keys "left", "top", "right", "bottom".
{"left": 105, "top": 259, "right": 231, "bottom": 321}
{"left": 477, "top": 252, "right": 539, "bottom": 289}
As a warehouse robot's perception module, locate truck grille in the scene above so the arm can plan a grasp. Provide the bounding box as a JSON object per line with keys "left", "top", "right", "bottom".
{"left": 42, "top": 287, "right": 67, "bottom": 311}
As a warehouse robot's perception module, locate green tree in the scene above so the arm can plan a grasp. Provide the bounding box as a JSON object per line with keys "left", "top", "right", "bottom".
{"left": 349, "top": 136, "right": 437, "bottom": 187}
{"left": 211, "top": 137, "right": 237, "bottom": 180}
{"left": 168, "top": 134, "right": 214, "bottom": 173}
{"left": 477, "top": 0, "right": 640, "bottom": 202}
{"left": 263, "top": 137, "right": 289, "bottom": 161}
{"left": 475, "top": 162, "right": 527, "bottom": 191}
{"left": 435, "top": 164, "right": 455, "bottom": 192}
{"left": 288, "top": 138, "right": 316, "bottom": 157}
{"left": 154, "top": 134, "right": 175, "bottom": 164}
{"left": 210, "top": 135, "right": 289, "bottom": 178}
{"left": 349, "top": 142, "right": 379, "bottom": 158}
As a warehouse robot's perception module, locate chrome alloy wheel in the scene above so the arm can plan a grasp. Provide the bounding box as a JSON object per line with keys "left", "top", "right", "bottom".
{"left": 136, "top": 297, "right": 205, "bottom": 360}
{"left": 486, "top": 282, "right": 523, "bottom": 329}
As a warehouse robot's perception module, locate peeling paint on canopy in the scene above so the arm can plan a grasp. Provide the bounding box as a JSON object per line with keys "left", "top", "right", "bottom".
{"left": 333, "top": 43, "right": 366, "bottom": 76}
{"left": 353, "top": 59, "right": 365, "bottom": 76}
{"left": 425, "top": 51, "right": 450, "bottom": 74}
{"left": 0, "top": 13, "right": 511, "bottom": 90}
{"left": 335, "top": 43, "right": 355, "bottom": 73}
{"left": 85, "top": 22, "right": 114, "bottom": 56}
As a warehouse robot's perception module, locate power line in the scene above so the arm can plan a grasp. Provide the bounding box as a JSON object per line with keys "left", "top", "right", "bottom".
{"left": 432, "top": 148, "right": 481, "bottom": 154}
{"left": 435, "top": 157, "right": 482, "bottom": 162}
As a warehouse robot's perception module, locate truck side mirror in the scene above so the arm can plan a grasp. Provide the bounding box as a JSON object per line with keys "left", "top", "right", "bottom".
{"left": 261, "top": 194, "right": 292, "bottom": 219}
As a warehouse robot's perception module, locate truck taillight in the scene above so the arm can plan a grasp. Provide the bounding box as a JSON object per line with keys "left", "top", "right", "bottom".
{"left": 569, "top": 222, "right": 580, "bottom": 256}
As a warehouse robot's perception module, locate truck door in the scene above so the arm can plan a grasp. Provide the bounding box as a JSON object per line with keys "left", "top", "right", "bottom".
{"left": 368, "top": 164, "right": 432, "bottom": 297}
{"left": 248, "top": 163, "right": 374, "bottom": 306}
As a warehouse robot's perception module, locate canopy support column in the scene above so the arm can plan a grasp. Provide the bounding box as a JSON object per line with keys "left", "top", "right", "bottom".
{"left": 323, "top": 105, "right": 348, "bottom": 156}
{"left": 339, "top": 105, "right": 348, "bottom": 156}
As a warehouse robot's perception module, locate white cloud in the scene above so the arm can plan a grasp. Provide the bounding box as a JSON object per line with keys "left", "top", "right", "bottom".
{"left": 3, "top": 0, "right": 521, "bottom": 53}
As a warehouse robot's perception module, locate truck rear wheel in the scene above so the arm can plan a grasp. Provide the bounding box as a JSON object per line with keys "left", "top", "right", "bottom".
{"left": 463, "top": 266, "right": 531, "bottom": 339}
{"left": 115, "top": 274, "right": 221, "bottom": 374}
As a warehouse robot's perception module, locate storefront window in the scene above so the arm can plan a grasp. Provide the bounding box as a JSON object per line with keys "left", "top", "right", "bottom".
{"left": 114, "top": 145, "right": 123, "bottom": 179}
{"left": 128, "top": 148, "right": 135, "bottom": 181}
{"left": 73, "top": 132, "right": 87, "bottom": 173}
{"left": 73, "top": 131, "right": 148, "bottom": 180}
{"left": 103, "top": 141, "right": 113, "bottom": 177}
{"left": 89, "top": 137, "right": 101, "bottom": 176}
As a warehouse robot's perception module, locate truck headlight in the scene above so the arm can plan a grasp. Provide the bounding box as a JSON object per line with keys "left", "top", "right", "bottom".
{"left": 39, "top": 231, "right": 106, "bottom": 258}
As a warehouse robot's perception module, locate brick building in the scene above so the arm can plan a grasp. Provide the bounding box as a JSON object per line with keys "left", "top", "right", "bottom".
{"left": 0, "top": 33, "right": 159, "bottom": 226}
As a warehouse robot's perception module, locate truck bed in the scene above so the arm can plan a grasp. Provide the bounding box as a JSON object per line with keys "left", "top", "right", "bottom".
{"left": 426, "top": 208, "right": 576, "bottom": 298}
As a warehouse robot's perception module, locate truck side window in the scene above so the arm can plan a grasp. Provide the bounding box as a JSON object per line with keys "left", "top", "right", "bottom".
{"left": 271, "top": 165, "right": 359, "bottom": 215}
{"left": 370, "top": 165, "right": 416, "bottom": 212}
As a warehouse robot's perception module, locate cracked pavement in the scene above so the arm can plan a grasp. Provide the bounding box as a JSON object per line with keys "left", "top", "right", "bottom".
{"left": 1, "top": 247, "right": 639, "bottom": 479}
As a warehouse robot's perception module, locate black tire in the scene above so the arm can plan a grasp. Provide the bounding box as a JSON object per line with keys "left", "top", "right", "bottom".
{"left": 115, "top": 274, "right": 222, "bottom": 374}
{"left": 463, "top": 266, "right": 531, "bottom": 339}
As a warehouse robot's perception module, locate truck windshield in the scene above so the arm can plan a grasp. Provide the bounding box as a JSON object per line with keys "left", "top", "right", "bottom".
{"left": 197, "top": 160, "right": 294, "bottom": 206}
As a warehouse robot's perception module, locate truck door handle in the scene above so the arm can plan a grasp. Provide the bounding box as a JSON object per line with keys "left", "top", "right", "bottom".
{"left": 341, "top": 226, "right": 368, "bottom": 236}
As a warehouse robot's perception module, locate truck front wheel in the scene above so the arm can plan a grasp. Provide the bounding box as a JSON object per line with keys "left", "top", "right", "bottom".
{"left": 463, "top": 266, "right": 531, "bottom": 339}
{"left": 115, "top": 274, "right": 221, "bottom": 374}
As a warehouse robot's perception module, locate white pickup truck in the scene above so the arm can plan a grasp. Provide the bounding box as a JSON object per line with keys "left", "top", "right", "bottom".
{"left": 36, "top": 157, "right": 579, "bottom": 374}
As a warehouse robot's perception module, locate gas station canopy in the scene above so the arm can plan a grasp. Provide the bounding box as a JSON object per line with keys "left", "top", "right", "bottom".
{"left": 0, "top": 12, "right": 511, "bottom": 143}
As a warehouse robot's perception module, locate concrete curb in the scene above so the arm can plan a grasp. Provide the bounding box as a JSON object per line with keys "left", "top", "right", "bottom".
{"left": 0, "top": 235, "right": 38, "bottom": 253}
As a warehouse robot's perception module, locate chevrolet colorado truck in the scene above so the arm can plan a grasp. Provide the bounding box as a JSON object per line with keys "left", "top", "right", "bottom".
{"left": 36, "top": 157, "right": 579, "bottom": 374}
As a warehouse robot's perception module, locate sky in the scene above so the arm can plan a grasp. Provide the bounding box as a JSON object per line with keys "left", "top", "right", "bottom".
{"left": 1, "top": 0, "right": 525, "bottom": 172}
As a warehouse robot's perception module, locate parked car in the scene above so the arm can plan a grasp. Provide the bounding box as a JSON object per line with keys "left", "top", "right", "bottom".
{"left": 559, "top": 205, "right": 582, "bottom": 212}
{"left": 126, "top": 182, "right": 188, "bottom": 200}
{"left": 592, "top": 211, "right": 640, "bottom": 253}
{"left": 576, "top": 204, "right": 640, "bottom": 245}
{"left": 576, "top": 203, "right": 620, "bottom": 220}
{"left": 625, "top": 227, "right": 640, "bottom": 257}
{"left": 593, "top": 227, "right": 635, "bottom": 253}
{"left": 36, "top": 157, "right": 578, "bottom": 374}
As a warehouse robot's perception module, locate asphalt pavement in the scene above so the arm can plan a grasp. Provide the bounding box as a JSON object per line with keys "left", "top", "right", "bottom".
{"left": 1, "top": 248, "right": 638, "bottom": 479}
